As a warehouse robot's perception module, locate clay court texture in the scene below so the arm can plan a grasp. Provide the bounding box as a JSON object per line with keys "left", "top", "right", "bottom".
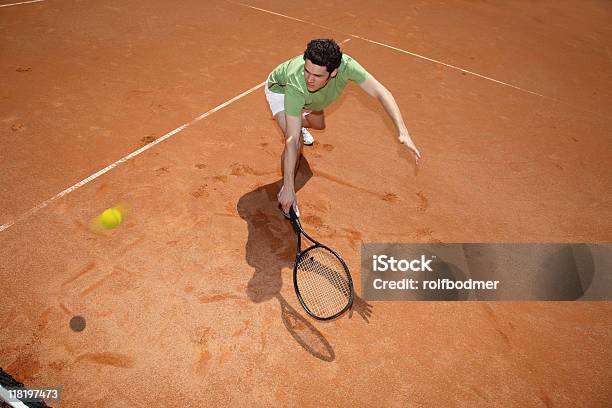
{"left": 1, "top": 0, "right": 611, "bottom": 406}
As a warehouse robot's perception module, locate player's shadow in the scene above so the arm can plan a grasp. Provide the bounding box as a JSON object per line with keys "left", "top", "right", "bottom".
{"left": 237, "top": 157, "right": 336, "bottom": 360}
{"left": 237, "top": 156, "right": 313, "bottom": 303}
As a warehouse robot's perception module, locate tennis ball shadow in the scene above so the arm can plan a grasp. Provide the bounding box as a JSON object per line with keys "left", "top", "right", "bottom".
{"left": 69, "top": 315, "right": 86, "bottom": 332}
{"left": 237, "top": 156, "right": 313, "bottom": 304}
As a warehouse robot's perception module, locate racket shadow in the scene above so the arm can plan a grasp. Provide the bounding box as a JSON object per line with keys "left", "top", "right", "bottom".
{"left": 237, "top": 157, "right": 336, "bottom": 360}
{"left": 276, "top": 294, "right": 335, "bottom": 362}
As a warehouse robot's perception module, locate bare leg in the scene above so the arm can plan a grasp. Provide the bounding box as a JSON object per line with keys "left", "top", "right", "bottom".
{"left": 302, "top": 110, "right": 325, "bottom": 130}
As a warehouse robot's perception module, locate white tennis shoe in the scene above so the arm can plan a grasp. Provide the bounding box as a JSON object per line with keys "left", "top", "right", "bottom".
{"left": 301, "top": 127, "right": 314, "bottom": 145}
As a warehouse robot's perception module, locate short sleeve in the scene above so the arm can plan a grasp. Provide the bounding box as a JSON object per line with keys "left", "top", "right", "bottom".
{"left": 284, "top": 87, "right": 305, "bottom": 117}
{"left": 345, "top": 57, "right": 369, "bottom": 84}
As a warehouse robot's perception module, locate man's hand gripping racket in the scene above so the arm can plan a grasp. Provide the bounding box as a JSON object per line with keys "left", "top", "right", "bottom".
{"left": 288, "top": 207, "right": 354, "bottom": 320}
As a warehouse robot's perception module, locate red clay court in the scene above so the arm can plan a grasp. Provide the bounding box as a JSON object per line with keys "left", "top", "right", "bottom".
{"left": 1, "top": 0, "right": 611, "bottom": 406}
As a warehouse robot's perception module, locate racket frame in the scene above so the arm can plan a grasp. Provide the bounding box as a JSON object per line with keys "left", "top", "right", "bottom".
{"left": 289, "top": 207, "right": 354, "bottom": 320}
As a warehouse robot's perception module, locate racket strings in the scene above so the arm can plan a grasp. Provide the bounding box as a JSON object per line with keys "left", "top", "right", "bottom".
{"left": 296, "top": 247, "right": 351, "bottom": 318}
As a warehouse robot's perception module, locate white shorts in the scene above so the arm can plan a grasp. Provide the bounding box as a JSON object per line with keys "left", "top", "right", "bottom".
{"left": 264, "top": 74, "right": 311, "bottom": 118}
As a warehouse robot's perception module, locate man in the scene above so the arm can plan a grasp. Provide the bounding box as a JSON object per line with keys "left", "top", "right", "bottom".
{"left": 264, "top": 39, "right": 421, "bottom": 216}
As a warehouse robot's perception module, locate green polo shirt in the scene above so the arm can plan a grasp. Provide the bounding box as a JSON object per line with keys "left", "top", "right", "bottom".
{"left": 267, "top": 54, "right": 369, "bottom": 116}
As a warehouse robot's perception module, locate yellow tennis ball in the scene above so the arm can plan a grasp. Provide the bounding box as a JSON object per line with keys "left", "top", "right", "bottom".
{"left": 100, "top": 207, "right": 123, "bottom": 229}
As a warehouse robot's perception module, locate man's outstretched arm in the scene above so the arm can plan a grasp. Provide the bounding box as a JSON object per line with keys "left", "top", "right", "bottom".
{"left": 278, "top": 113, "right": 303, "bottom": 215}
{"left": 359, "top": 75, "right": 421, "bottom": 162}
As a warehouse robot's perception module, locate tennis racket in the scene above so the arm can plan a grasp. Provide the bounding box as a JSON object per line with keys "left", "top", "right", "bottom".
{"left": 288, "top": 207, "right": 354, "bottom": 320}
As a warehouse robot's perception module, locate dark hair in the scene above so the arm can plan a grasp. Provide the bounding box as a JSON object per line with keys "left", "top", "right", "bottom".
{"left": 303, "top": 39, "right": 343, "bottom": 73}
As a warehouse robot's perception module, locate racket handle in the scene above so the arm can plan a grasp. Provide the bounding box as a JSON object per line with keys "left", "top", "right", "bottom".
{"left": 288, "top": 206, "right": 302, "bottom": 233}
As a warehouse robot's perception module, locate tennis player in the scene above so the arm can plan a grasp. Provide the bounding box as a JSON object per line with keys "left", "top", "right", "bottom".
{"left": 265, "top": 38, "right": 421, "bottom": 216}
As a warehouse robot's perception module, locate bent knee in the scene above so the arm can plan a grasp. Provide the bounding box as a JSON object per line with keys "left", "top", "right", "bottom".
{"left": 304, "top": 111, "right": 325, "bottom": 130}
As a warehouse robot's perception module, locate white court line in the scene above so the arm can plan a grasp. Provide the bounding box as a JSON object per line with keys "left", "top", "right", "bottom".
{"left": 0, "top": 0, "right": 45, "bottom": 8}
{"left": 0, "top": 33, "right": 352, "bottom": 233}
{"left": 231, "top": 1, "right": 557, "bottom": 101}
{"left": 0, "top": 82, "right": 266, "bottom": 233}
{"left": 231, "top": 2, "right": 336, "bottom": 35}
{"left": 350, "top": 34, "right": 550, "bottom": 99}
